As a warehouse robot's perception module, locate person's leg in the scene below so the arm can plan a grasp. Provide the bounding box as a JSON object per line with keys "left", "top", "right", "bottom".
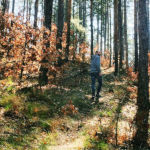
{"left": 96, "top": 75, "right": 102, "bottom": 97}
{"left": 91, "top": 73, "right": 96, "bottom": 98}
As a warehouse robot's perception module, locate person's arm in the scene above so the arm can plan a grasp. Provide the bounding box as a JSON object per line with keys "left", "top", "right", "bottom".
{"left": 99, "top": 57, "right": 101, "bottom": 76}
{"left": 95, "top": 56, "right": 101, "bottom": 74}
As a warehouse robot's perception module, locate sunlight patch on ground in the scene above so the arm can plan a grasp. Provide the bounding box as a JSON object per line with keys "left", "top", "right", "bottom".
{"left": 85, "top": 94, "right": 92, "bottom": 99}
{"left": 99, "top": 117, "right": 111, "bottom": 128}
{"left": 114, "top": 81, "right": 126, "bottom": 86}
{"left": 48, "top": 116, "right": 101, "bottom": 150}
{"left": 98, "top": 94, "right": 114, "bottom": 103}
{"left": 115, "top": 120, "right": 136, "bottom": 145}
{"left": 102, "top": 67, "right": 114, "bottom": 75}
{"left": 0, "top": 107, "right": 5, "bottom": 120}
{"left": 117, "top": 120, "right": 134, "bottom": 137}
{"left": 121, "top": 103, "right": 137, "bottom": 120}
{"left": 41, "top": 84, "right": 71, "bottom": 91}
{"left": 47, "top": 136, "right": 86, "bottom": 150}
{"left": 86, "top": 116, "right": 99, "bottom": 127}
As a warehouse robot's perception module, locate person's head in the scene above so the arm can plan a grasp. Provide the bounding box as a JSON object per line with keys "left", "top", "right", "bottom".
{"left": 95, "top": 51, "right": 101, "bottom": 56}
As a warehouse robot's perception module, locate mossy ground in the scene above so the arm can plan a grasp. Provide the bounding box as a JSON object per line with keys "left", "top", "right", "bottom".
{"left": 0, "top": 63, "right": 149, "bottom": 150}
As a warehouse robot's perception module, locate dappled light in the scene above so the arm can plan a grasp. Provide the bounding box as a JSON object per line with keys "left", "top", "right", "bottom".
{"left": 0, "top": 0, "right": 150, "bottom": 149}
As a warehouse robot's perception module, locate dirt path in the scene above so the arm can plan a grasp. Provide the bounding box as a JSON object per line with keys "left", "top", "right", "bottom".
{"left": 46, "top": 67, "right": 137, "bottom": 150}
{"left": 0, "top": 66, "right": 149, "bottom": 150}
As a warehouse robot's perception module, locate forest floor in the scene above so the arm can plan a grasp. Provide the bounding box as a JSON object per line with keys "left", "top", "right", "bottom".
{"left": 0, "top": 62, "right": 149, "bottom": 150}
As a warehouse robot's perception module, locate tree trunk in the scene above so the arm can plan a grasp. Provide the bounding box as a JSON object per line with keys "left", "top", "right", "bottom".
{"left": 64, "top": 0, "right": 68, "bottom": 22}
{"left": 65, "top": 0, "right": 72, "bottom": 61}
{"left": 83, "top": 0, "right": 86, "bottom": 28}
{"left": 29, "top": 0, "right": 32, "bottom": 21}
{"left": 83, "top": 0, "right": 86, "bottom": 39}
{"left": 73, "top": 0, "right": 75, "bottom": 18}
{"left": 109, "top": 9, "right": 112, "bottom": 67}
{"left": 12, "top": 0, "right": 15, "bottom": 13}
{"left": 56, "top": 0, "right": 64, "bottom": 65}
{"left": 79, "top": 0, "right": 83, "bottom": 53}
{"left": 104, "top": 3, "right": 107, "bottom": 52}
{"left": 114, "top": 0, "right": 119, "bottom": 76}
{"left": 1, "top": 0, "right": 9, "bottom": 15}
{"left": 134, "top": 0, "right": 139, "bottom": 72}
{"left": 79, "top": 0, "right": 83, "bottom": 22}
{"left": 23, "top": 0, "right": 26, "bottom": 19}
{"left": 39, "top": 0, "right": 54, "bottom": 86}
{"left": 34, "top": 0, "right": 39, "bottom": 28}
{"left": 118, "top": 0, "right": 123, "bottom": 70}
{"left": 44, "top": 0, "right": 53, "bottom": 30}
{"left": 90, "top": 0, "right": 94, "bottom": 56}
{"left": 97, "top": 13, "right": 100, "bottom": 51}
{"left": 147, "top": 0, "right": 150, "bottom": 51}
{"left": 26, "top": 0, "right": 29, "bottom": 21}
{"left": 41, "top": 0, "right": 44, "bottom": 26}
{"left": 133, "top": 0, "right": 149, "bottom": 148}
{"left": 124, "top": 0, "right": 128, "bottom": 69}
{"left": 100, "top": 0, "right": 103, "bottom": 54}
{"left": 106, "top": 2, "right": 109, "bottom": 50}
{"left": 53, "top": 0, "right": 58, "bottom": 25}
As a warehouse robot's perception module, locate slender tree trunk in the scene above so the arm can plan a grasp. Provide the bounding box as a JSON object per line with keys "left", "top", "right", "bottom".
{"left": 134, "top": 0, "right": 139, "bottom": 72}
{"left": 83, "top": 0, "right": 86, "bottom": 39}
{"left": 97, "top": 13, "right": 100, "bottom": 51}
{"left": 90, "top": 0, "right": 93, "bottom": 56}
{"left": 64, "top": 0, "right": 68, "bottom": 22}
{"left": 79, "top": 0, "right": 83, "bottom": 22}
{"left": 34, "top": 0, "right": 39, "bottom": 28}
{"left": 83, "top": 0, "right": 86, "bottom": 28}
{"left": 1, "top": 0, "right": 9, "bottom": 15}
{"left": 12, "top": 0, "right": 15, "bottom": 13}
{"left": 147, "top": 0, "right": 150, "bottom": 51}
{"left": 109, "top": 9, "right": 112, "bottom": 67}
{"left": 8, "top": 0, "right": 10, "bottom": 12}
{"left": 26, "top": 0, "right": 29, "bottom": 21}
{"left": 73, "top": 0, "right": 75, "bottom": 18}
{"left": 39, "top": 0, "right": 54, "bottom": 86}
{"left": 118, "top": 0, "right": 124, "bottom": 70}
{"left": 121, "top": 8, "right": 124, "bottom": 60}
{"left": 23, "top": 0, "right": 26, "bottom": 19}
{"left": 79, "top": 0, "right": 83, "bottom": 53}
{"left": 107, "top": 2, "right": 109, "bottom": 50}
{"left": 65, "top": 0, "right": 72, "bottom": 61}
{"left": 149, "top": 0, "right": 150, "bottom": 51}
{"left": 133, "top": 0, "right": 149, "bottom": 148}
{"left": 114, "top": 0, "right": 119, "bottom": 76}
{"left": 124, "top": 0, "right": 128, "bottom": 69}
{"left": 104, "top": 3, "right": 107, "bottom": 52}
{"left": 44, "top": 0, "right": 53, "bottom": 30}
{"left": 53, "top": 0, "right": 58, "bottom": 24}
{"left": 100, "top": 0, "right": 103, "bottom": 54}
{"left": 29, "top": 0, "right": 32, "bottom": 21}
{"left": 41, "top": 0, "right": 44, "bottom": 26}
{"left": 20, "top": 33, "right": 28, "bottom": 80}
{"left": 56, "top": 0, "right": 64, "bottom": 65}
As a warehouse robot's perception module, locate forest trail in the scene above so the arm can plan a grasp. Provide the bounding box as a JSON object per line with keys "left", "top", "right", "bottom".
{"left": 0, "top": 0, "right": 149, "bottom": 148}
{"left": 0, "top": 65, "right": 144, "bottom": 150}
{"left": 47, "top": 67, "right": 113, "bottom": 150}
{"left": 46, "top": 67, "right": 137, "bottom": 150}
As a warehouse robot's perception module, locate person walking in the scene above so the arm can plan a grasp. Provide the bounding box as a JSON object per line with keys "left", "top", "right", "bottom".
{"left": 90, "top": 51, "right": 102, "bottom": 100}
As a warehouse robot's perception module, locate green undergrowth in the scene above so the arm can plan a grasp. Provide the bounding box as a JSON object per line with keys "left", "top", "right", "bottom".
{"left": 82, "top": 73, "right": 135, "bottom": 150}
{"left": 0, "top": 63, "right": 92, "bottom": 149}
{"left": 0, "top": 65, "right": 136, "bottom": 149}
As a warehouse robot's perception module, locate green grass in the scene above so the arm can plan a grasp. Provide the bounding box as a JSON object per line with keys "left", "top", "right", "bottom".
{"left": 0, "top": 68, "right": 93, "bottom": 149}
{"left": 0, "top": 65, "right": 138, "bottom": 150}
{"left": 97, "top": 141, "right": 109, "bottom": 150}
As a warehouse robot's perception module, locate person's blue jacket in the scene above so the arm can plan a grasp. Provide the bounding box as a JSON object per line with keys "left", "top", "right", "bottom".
{"left": 90, "top": 54, "right": 101, "bottom": 73}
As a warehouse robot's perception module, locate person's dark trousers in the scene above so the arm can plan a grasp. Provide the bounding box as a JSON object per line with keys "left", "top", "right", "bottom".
{"left": 91, "top": 72, "right": 102, "bottom": 97}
